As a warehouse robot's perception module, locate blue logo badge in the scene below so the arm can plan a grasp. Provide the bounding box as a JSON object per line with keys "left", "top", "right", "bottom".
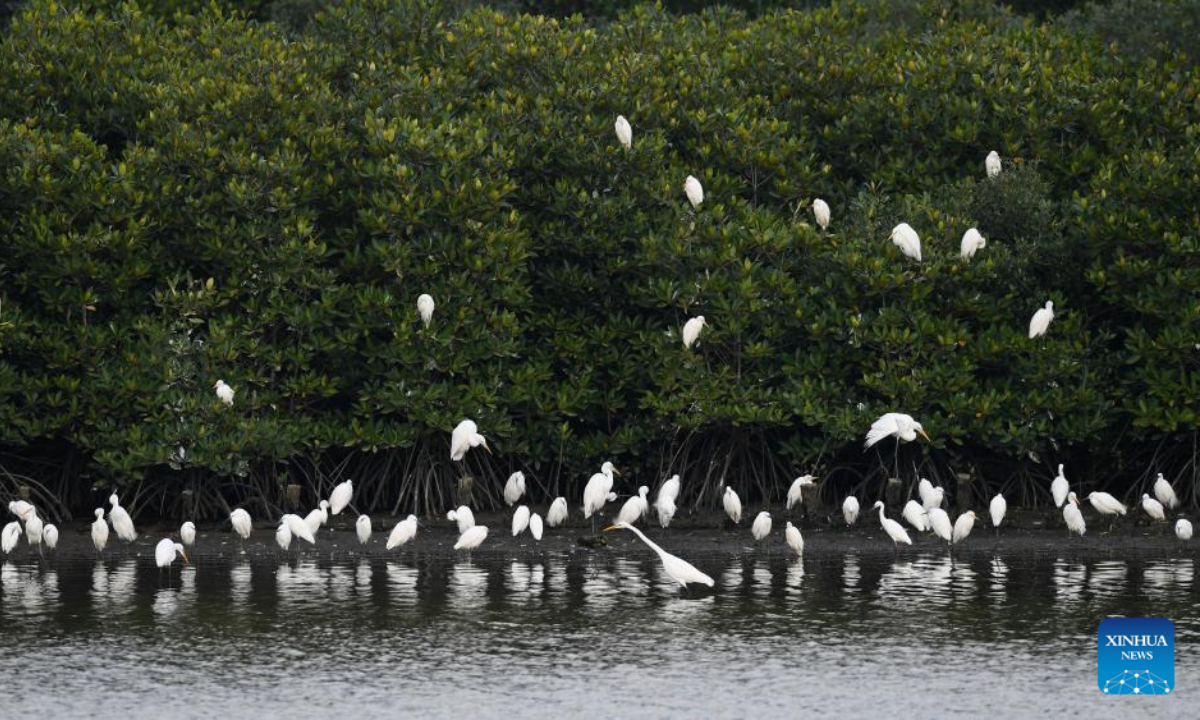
{"left": 1098, "top": 618, "right": 1175, "bottom": 695}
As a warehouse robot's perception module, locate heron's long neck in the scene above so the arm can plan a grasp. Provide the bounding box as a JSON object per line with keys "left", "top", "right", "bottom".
{"left": 877, "top": 506, "right": 887, "bottom": 522}
{"left": 625, "top": 525, "right": 666, "bottom": 557}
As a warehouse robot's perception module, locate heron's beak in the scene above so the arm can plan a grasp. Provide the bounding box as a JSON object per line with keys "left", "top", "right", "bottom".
{"left": 181, "top": 551, "right": 190, "bottom": 565}
{"left": 483, "top": 441, "right": 493, "bottom": 455}
{"left": 613, "top": 468, "right": 622, "bottom": 476}
{"left": 602, "top": 525, "right": 620, "bottom": 533}
{"left": 918, "top": 428, "right": 930, "bottom": 442}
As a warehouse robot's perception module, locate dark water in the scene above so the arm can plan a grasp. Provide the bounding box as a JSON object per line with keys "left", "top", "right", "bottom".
{"left": 1, "top": 550, "right": 1195, "bottom": 718}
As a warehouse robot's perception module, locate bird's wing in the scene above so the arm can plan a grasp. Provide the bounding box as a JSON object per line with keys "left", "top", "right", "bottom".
{"left": 864, "top": 414, "right": 900, "bottom": 448}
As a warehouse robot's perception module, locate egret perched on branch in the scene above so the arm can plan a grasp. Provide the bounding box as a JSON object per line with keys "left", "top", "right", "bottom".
{"left": 356, "top": 515, "right": 372, "bottom": 544}
{"left": 842, "top": 496, "right": 860, "bottom": 526}
{"left": 617, "top": 487, "right": 650, "bottom": 526}
{"left": 873, "top": 501, "right": 912, "bottom": 548}
{"left": 1140, "top": 494, "right": 1165, "bottom": 522}
{"left": 812, "top": 198, "right": 830, "bottom": 230}
{"left": 682, "top": 316, "right": 707, "bottom": 349}
{"left": 8, "top": 500, "right": 35, "bottom": 522}
{"left": 450, "top": 419, "right": 491, "bottom": 462}
{"left": 2, "top": 521, "right": 21, "bottom": 554}
{"left": 990, "top": 494, "right": 1007, "bottom": 534}
{"left": 282, "top": 513, "right": 316, "bottom": 544}
{"left": 275, "top": 523, "right": 292, "bottom": 551}
{"left": 1087, "top": 491, "right": 1127, "bottom": 530}
{"left": 604, "top": 522, "right": 714, "bottom": 590}
{"left": 960, "top": 228, "right": 986, "bottom": 261}
{"left": 684, "top": 175, "right": 704, "bottom": 208}
{"left": 447, "top": 506, "right": 476, "bottom": 534}
{"left": 504, "top": 472, "right": 526, "bottom": 507}
{"left": 723, "top": 487, "right": 743, "bottom": 524}
{"left": 512, "top": 505, "right": 531, "bottom": 537}
{"left": 985, "top": 150, "right": 1002, "bottom": 178}
{"left": 582, "top": 462, "right": 619, "bottom": 526}
{"left": 787, "top": 475, "right": 816, "bottom": 511}
{"left": 417, "top": 294, "right": 435, "bottom": 328}
{"left": 43, "top": 524, "right": 58, "bottom": 550}
{"left": 230, "top": 509, "right": 252, "bottom": 541}
{"left": 889, "top": 222, "right": 922, "bottom": 262}
{"left": 655, "top": 475, "right": 681, "bottom": 528}
{"left": 865, "top": 412, "right": 929, "bottom": 481}
{"left": 1153, "top": 473, "right": 1179, "bottom": 510}
{"left": 1028, "top": 301, "right": 1055, "bottom": 339}
{"left": 529, "top": 513, "right": 543, "bottom": 540}
{"left": 751, "top": 511, "right": 772, "bottom": 543}
{"left": 546, "top": 497, "right": 568, "bottom": 527}
{"left": 154, "top": 539, "right": 188, "bottom": 569}
{"left": 387, "top": 515, "right": 418, "bottom": 550}
{"left": 1051, "top": 464, "right": 1069, "bottom": 508}
{"left": 785, "top": 522, "right": 804, "bottom": 556}
{"left": 928, "top": 507, "right": 952, "bottom": 544}
{"left": 952, "top": 511, "right": 978, "bottom": 545}
{"left": 329, "top": 480, "right": 353, "bottom": 516}
{"left": 614, "top": 115, "right": 632, "bottom": 149}
{"left": 902, "top": 500, "right": 928, "bottom": 532}
{"left": 214, "top": 380, "right": 235, "bottom": 407}
{"left": 180, "top": 521, "right": 196, "bottom": 548}
{"left": 92, "top": 509, "right": 109, "bottom": 553}
{"left": 1063, "top": 492, "right": 1086, "bottom": 536}
{"left": 108, "top": 494, "right": 137, "bottom": 542}
{"left": 454, "top": 525, "right": 489, "bottom": 552}
{"left": 1176, "top": 519, "right": 1193, "bottom": 541}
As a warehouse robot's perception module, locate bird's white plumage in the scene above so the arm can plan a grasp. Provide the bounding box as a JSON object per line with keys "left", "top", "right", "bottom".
{"left": 684, "top": 175, "right": 704, "bottom": 208}
{"left": 812, "top": 198, "right": 830, "bottom": 229}
{"left": 990, "top": 494, "right": 1007, "bottom": 528}
{"left": 447, "top": 506, "right": 476, "bottom": 534}
{"left": 682, "top": 316, "right": 707, "bottom": 349}
{"left": 902, "top": 500, "right": 928, "bottom": 532}
{"left": 92, "top": 508, "right": 109, "bottom": 553}
{"left": 787, "top": 475, "right": 816, "bottom": 510}
{"left": 952, "top": 511, "right": 977, "bottom": 544}
{"left": 751, "top": 511, "right": 772, "bottom": 542}
{"left": 918, "top": 478, "right": 935, "bottom": 506}
{"left": 329, "top": 480, "right": 353, "bottom": 516}
{"left": 842, "top": 496, "right": 860, "bottom": 526}
{"left": 606, "top": 522, "right": 713, "bottom": 588}
{"left": 864, "top": 412, "right": 927, "bottom": 449}
{"left": 1153, "top": 473, "right": 1179, "bottom": 510}
{"left": 873, "top": 501, "right": 912, "bottom": 546}
{"left": 960, "top": 227, "right": 986, "bottom": 261}
{"left": 546, "top": 497, "right": 568, "bottom": 527}
{"left": 8, "top": 500, "right": 35, "bottom": 522}
{"left": 1087, "top": 491, "right": 1127, "bottom": 517}
{"left": 454, "top": 525, "right": 489, "bottom": 551}
{"left": 614, "top": 115, "right": 632, "bottom": 149}
{"left": 43, "top": 524, "right": 58, "bottom": 550}
{"left": 511, "top": 505, "right": 531, "bottom": 537}
{"left": 923, "top": 487, "right": 944, "bottom": 512}
{"left": 155, "top": 539, "right": 187, "bottom": 568}
{"left": 928, "top": 508, "right": 952, "bottom": 543}
{"left": 214, "top": 380, "right": 235, "bottom": 407}
{"left": 1176, "top": 519, "right": 1193, "bottom": 541}
{"left": 617, "top": 486, "right": 650, "bottom": 525}
{"left": 108, "top": 494, "right": 137, "bottom": 542}
{"left": 985, "top": 150, "right": 1001, "bottom": 178}
{"left": 1028, "top": 301, "right": 1055, "bottom": 339}
{"left": 529, "top": 513, "right": 543, "bottom": 541}
{"left": 387, "top": 515, "right": 419, "bottom": 549}
{"left": 1064, "top": 493, "right": 1086, "bottom": 536}
{"left": 504, "top": 472, "right": 526, "bottom": 507}
{"left": 24, "top": 513, "right": 43, "bottom": 548}
{"left": 723, "top": 487, "right": 742, "bottom": 524}
{"left": 785, "top": 522, "right": 804, "bottom": 555}
{"left": 2, "top": 521, "right": 21, "bottom": 553}
{"left": 1141, "top": 494, "right": 1165, "bottom": 521}
{"left": 583, "top": 463, "right": 618, "bottom": 519}
{"left": 890, "top": 222, "right": 922, "bottom": 262}
{"left": 356, "top": 515, "right": 372, "bottom": 544}
{"left": 417, "top": 294, "right": 435, "bottom": 328}
{"left": 230, "top": 508, "right": 252, "bottom": 540}
{"left": 1051, "top": 464, "right": 1069, "bottom": 508}
{"left": 282, "top": 513, "right": 315, "bottom": 544}
{"left": 450, "top": 419, "right": 490, "bottom": 462}
{"left": 180, "top": 521, "right": 196, "bottom": 547}
{"left": 656, "top": 475, "right": 681, "bottom": 528}
{"left": 276, "top": 523, "right": 292, "bottom": 550}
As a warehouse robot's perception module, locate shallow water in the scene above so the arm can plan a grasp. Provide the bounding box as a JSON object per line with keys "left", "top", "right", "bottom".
{"left": 1, "top": 550, "right": 1195, "bottom": 718}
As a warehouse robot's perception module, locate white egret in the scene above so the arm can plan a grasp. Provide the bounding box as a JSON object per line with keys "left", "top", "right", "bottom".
{"left": 902, "top": 500, "right": 928, "bottom": 532}
{"left": 866, "top": 413, "right": 929, "bottom": 449}
{"left": 1141, "top": 494, "right": 1165, "bottom": 522}
{"left": 873, "top": 501, "right": 912, "bottom": 548}
{"left": 1176, "top": 519, "right": 1193, "bottom": 541}
{"left": 1051, "top": 464, "right": 1069, "bottom": 508}
{"left": 276, "top": 523, "right": 292, "bottom": 551}
{"left": 1153, "top": 473, "right": 1179, "bottom": 510}
{"left": 8, "top": 500, "right": 35, "bottom": 522}
{"left": 108, "top": 494, "right": 137, "bottom": 542}
{"left": 928, "top": 507, "right": 953, "bottom": 544}
{"left": 684, "top": 175, "right": 703, "bottom": 208}
{"left": 784, "top": 521, "right": 804, "bottom": 555}
{"left": 923, "top": 486, "right": 944, "bottom": 512}
{"left": 43, "top": 524, "right": 58, "bottom": 550}
{"left": 985, "top": 150, "right": 1001, "bottom": 178}
{"left": 318, "top": 499, "right": 330, "bottom": 526}
{"left": 582, "top": 462, "right": 619, "bottom": 522}
{"left": 417, "top": 293, "right": 435, "bottom": 328}
{"left": 282, "top": 513, "right": 315, "bottom": 544}
{"left": 512, "top": 505, "right": 531, "bottom": 537}
{"left": 447, "top": 506, "right": 476, "bottom": 534}
{"left": 682, "top": 316, "right": 707, "bottom": 349}
{"left": 918, "top": 478, "right": 935, "bottom": 506}
{"left": 230, "top": 508, "right": 252, "bottom": 541}
{"left": 1, "top": 521, "right": 19, "bottom": 554}
{"left": 751, "top": 511, "right": 772, "bottom": 543}
{"left": 180, "top": 521, "right": 196, "bottom": 547}
{"left": 449, "top": 419, "right": 491, "bottom": 462}
{"left": 503, "top": 471, "right": 526, "bottom": 506}
{"left": 529, "top": 513, "right": 544, "bottom": 540}
{"left": 960, "top": 228, "right": 986, "bottom": 261}
{"left": 812, "top": 198, "right": 830, "bottom": 230}
{"left": 617, "top": 486, "right": 650, "bottom": 525}
{"left": 655, "top": 474, "right": 681, "bottom": 528}
{"left": 842, "top": 496, "right": 860, "bottom": 526}
{"left": 329, "top": 479, "right": 353, "bottom": 516}
{"left": 952, "top": 511, "right": 978, "bottom": 545}
{"left": 546, "top": 497, "right": 568, "bottom": 527}
{"left": 1063, "top": 493, "right": 1086, "bottom": 536}
{"left": 889, "top": 222, "right": 922, "bottom": 262}
{"left": 154, "top": 539, "right": 188, "bottom": 569}
{"left": 990, "top": 494, "right": 1007, "bottom": 533}
{"left": 1028, "top": 301, "right": 1054, "bottom": 339}
{"left": 604, "top": 522, "right": 714, "bottom": 589}
{"left": 614, "top": 115, "right": 632, "bottom": 149}
{"left": 387, "top": 515, "right": 419, "bottom": 550}
{"left": 723, "top": 486, "right": 743, "bottom": 524}
{"left": 214, "top": 379, "right": 235, "bottom": 407}
{"left": 356, "top": 515, "right": 372, "bottom": 544}
{"left": 454, "top": 525, "right": 489, "bottom": 552}
{"left": 91, "top": 509, "right": 109, "bottom": 553}
{"left": 1087, "top": 491, "right": 1127, "bottom": 529}
{"left": 786, "top": 475, "right": 816, "bottom": 511}
{"left": 25, "top": 512, "right": 44, "bottom": 551}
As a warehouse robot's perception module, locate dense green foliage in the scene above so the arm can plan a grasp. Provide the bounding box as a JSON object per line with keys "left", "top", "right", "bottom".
{"left": 0, "top": 0, "right": 1197, "bottom": 519}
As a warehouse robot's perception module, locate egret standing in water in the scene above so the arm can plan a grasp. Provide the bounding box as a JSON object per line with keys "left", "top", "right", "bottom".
{"left": 902, "top": 500, "right": 928, "bottom": 532}
{"left": 787, "top": 475, "right": 816, "bottom": 511}
{"left": 811, "top": 198, "right": 830, "bottom": 230}
{"left": 1141, "top": 494, "right": 1165, "bottom": 522}
{"left": 546, "top": 497, "right": 568, "bottom": 528}
{"left": 617, "top": 487, "right": 650, "bottom": 526}
{"left": 655, "top": 475, "right": 681, "bottom": 528}
{"left": 155, "top": 538, "right": 188, "bottom": 569}
{"left": 450, "top": 419, "right": 491, "bottom": 463}
{"left": 1087, "top": 491, "right": 1127, "bottom": 530}
{"left": 108, "top": 494, "right": 137, "bottom": 542}
{"left": 275, "top": 523, "right": 292, "bottom": 551}
{"left": 605, "top": 522, "right": 714, "bottom": 590}
{"left": 447, "top": 506, "right": 476, "bottom": 534}
{"left": 1028, "top": 301, "right": 1055, "bottom": 339}
{"left": 751, "top": 511, "right": 772, "bottom": 545}
{"left": 92, "top": 509, "right": 109, "bottom": 554}
{"left": 454, "top": 525, "right": 489, "bottom": 553}
{"left": 503, "top": 472, "right": 526, "bottom": 507}
{"left": 1063, "top": 493, "right": 1086, "bottom": 536}
{"left": 928, "top": 507, "right": 953, "bottom": 544}
{"left": 1176, "top": 519, "right": 1193, "bottom": 541}
{"left": 722, "top": 487, "right": 743, "bottom": 525}
{"left": 990, "top": 494, "right": 1007, "bottom": 535}
{"left": 281, "top": 513, "right": 315, "bottom": 545}
{"left": 417, "top": 294, "right": 435, "bottom": 328}
{"left": 529, "top": 513, "right": 544, "bottom": 541}
{"left": 356, "top": 515, "right": 372, "bottom": 544}
{"left": 889, "top": 222, "right": 922, "bottom": 262}
{"left": 952, "top": 511, "right": 978, "bottom": 545}
{"left": 1051, "top": 464, "right": 1069, "bottom": 508}
{"left": 582, "top": 462, "right": 619, "bottom": 530}
{"left": 682, "top": 316, "right": 707, "bottom": 349}
{"left": 785, "top": 522, "right": 804, "bottom": 556}
{"left": 387, "top": 515, "right": 419, "bottom": 550}
{"left": 684, "top": 175, "right": 704, "bottom": 209}
{"left": 43, "top": 524, "right": 58, "bottom": 551}
{"left": 2, "top": 521, "right": 20, "bottom": 554}
{"left": 230, "top": 508, "right": 252, "bottom": 542}
{"left": 24, "top": 512, "right": 44, "bottom": 555}
{"left": 614, "top": 115, "right": 632, "bottom": 149}
{"left": 872, "top": 501, "right": 912, "bottom": 549}
{"left": 329, "top": 480, "right": 353, "bottom": 516}
{"left": 511, "top": 505, "right": 531, "bottom": 537}
{"left": 8, "top": 500, "right": 35, "bottom": 522}
{"left": 180, "top": 521, "right": 196, "bottom": 548}
{"left": 842, "top": 496, "right": 860, "bottom": 526}
{"left": 1153, "top": 473, "right": 1179, "bottom": 510}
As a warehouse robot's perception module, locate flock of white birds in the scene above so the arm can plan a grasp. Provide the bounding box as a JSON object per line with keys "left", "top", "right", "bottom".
{"left": 0, "top": 125, "right": 1193, "bottom": 593}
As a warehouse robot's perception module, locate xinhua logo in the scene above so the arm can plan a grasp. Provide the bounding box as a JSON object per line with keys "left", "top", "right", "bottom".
{"left": 1098, "top": 618, "right": 1175, "bottom": 695}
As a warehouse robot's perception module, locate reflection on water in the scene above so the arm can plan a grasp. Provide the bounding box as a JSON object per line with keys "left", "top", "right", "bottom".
{"left": 1, "top": 551, "right": 1197, "bottom": 719}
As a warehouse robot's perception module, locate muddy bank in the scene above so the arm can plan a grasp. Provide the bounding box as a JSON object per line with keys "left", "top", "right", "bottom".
{"left": 9, "top": 508, "right": 1196, "bottom": 562}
